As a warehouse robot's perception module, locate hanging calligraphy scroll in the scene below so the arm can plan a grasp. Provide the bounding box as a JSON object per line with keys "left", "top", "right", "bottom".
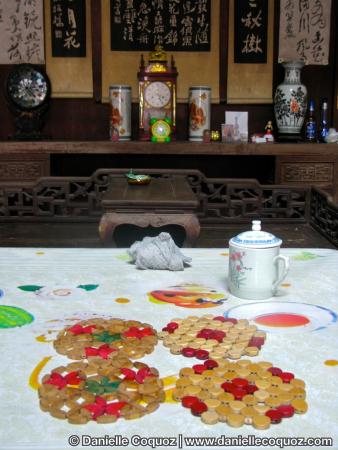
{"left": 0, "top": 0, "right": 45, "bottom": 64}
{"left": 279, "top": 0, "right": 331, "bottom": 65}
{"left": 234, "top": 0, "right": 268, "bottom": 63}
{"left": 110, "top": 0, "right": 211, "bottom": 51}
{"left": 51, "top": 0, "right": 86, "bottom": 57}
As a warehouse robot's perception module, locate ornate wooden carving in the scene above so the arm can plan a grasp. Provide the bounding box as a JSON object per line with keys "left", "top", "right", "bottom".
{"left": 310, "top": 187, "right": 338, "bottom": 248}
{"left": 0, "top": 155, "right": 49, "bottom": 181}
{"left": 281, "top": 163, "right": 333, "bottom": 183}
{"left": 0, "top": 169, "right": 309, "bottom": 222}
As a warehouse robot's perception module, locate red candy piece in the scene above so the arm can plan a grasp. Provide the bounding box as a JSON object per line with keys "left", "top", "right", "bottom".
{"left": 245, "top": 385, "right": 258, "bottom": 395}
{"left": 279, "top": 372, "right": 295, "bottom": 383}
{"left": 182, "top": 347, "right": 196, "bottom": 357}
{"left": 141, "top": 327, "right": 155, "bottom": 336}
{"left": 213, "top": 330, "right": 226, "bottom": 342}
{"left": 85, "top": 344, "right": 116, "bottom": 359}
{"left": 162, "top": 326, "right": 174, "bottom": 333}
{"left": 182, "top": 396, "right": 199, "bottom": 408}
{"left": 232, "top": 378, "right": 249, "bottom": 389}
{"left": 65, "top": 371, "right": 83, "bottom": 385}
{"left": 45, "top": 371, "right": 83, "bottom": 389}
{"left": 193, "top": 364, "right": 206, "bottom": 374}
{"left": 166, "top": 322, "right": 179, "bottom": 331}
{"left": 105, "top": 401, "right": 127, "bottom": 417}
{"left": 196, "top": 328, "right": 214, "bottom": 339}
{"left": 195, "top": 349, "right": 209, "bottom": 360}
{"left": 135, "top": 367, "right": 154, "bottom": 384}
{"left": 69, "top": 324, "right": 96, "bottom": 335}
{"left": 84, "top": 396, "right": 127, "bottom": 420}
{"left": 221, "top": 382, "right": 234, "bottom": 393}
{"left": 248, "top": 337, "right": 265, "bottom": 348}
{"left": 223, "top": 318, "right": 238, "bottom": 324}
{"left": 204, "top": 359, "right": 218, "bottom": 369}
{"left": 266, "top": 409, "right": 283, "bottom": 424}
{"left": 123, "top": 326, "right": 154, "bottom": 339}
{"left": 268, "top": 367, "right": 283, "bottom": 376}
{"left": 84, "top": 398, "right": 106, "bottom": 420}
{"left": 213, "top": 316, "right": 226, "bottom": 322}
{"left": 277, "top": 405, "right": 295, "bottom": 418}
{"left": 191, "top": 401, "right": 208, "bottom": 416}
{"left": 121, "top": 368, "right": 136, "bottom": 380}
{"left": 232, "top": 388, "right": 247, "bottom": 400}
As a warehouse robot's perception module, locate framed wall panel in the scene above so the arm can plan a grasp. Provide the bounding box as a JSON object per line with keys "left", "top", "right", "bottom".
{"left": 45, "top": 0, "right": 93, "bottom": 98}
{"left": 101, "top": 0, "right": 220, "bottom": 103}
{"left": 227, "top": 0, "right": 274, "bottom": 104}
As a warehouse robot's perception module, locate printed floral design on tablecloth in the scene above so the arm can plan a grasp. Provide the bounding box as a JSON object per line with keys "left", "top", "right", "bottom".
{"left": 148, "top": 284, "right": 227, "bottom": 308}
{"left": 17, "top": 284, "right": 99, "bottom": 300}
{"left": 229, "top": 251, "right": 252, "bottom": 289}
{"left": 0, "top": 289, "right": 4, "bottom": 298}
{"left": 0, "top": 305, "right": 34, "bottom": 328}
{"left": 292, "top": 251, "right": 324, "bottom": 261}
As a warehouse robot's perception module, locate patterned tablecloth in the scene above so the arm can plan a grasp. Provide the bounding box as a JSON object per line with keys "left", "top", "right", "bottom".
{"left": 0, "top": 247, "right": 337, "bottom": 450}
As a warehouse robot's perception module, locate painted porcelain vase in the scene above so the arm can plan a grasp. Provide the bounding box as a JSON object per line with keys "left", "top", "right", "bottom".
{"left": 228, "top": 220, "right": 290, "bottom": 300}
{"left": 274, "top": 61, "right": 307, "bottom": 136}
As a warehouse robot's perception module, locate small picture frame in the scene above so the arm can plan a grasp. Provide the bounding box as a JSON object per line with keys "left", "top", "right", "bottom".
{"left": 221, "top": 124, "right": 235, "bottom": 143}
{"left": 225, "top": 111, "right": 248, "bottom": 142}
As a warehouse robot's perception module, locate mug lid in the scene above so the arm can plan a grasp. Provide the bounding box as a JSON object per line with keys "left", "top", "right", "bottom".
{"left": 229, "top": 220, "right": 282, "bottom": 248}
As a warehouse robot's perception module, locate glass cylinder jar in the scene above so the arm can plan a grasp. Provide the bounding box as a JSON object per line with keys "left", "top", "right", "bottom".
{"left": 109, "top": 85, "right": 131, "bottom": 141}
{"left": 188, "top": 86, "right": 211, "bottom": 142}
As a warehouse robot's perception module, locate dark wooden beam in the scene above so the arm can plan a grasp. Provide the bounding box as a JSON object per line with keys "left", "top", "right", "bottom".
{"left": 91, "top": 0, "right": 102, "bottom": 102}
{"left": 219, "top": 0, "right": 229, "bottom": 103}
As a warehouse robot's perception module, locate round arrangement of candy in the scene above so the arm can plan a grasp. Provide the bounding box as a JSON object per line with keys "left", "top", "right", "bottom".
{"left": 173, "top": 359, "right": 307, "bottom": 428}
{"left": 53, "top": 318, "right": 158, "bottom": 360}
{"left": 38, "top": 359, "right": 164, "bottom": 423}
{"left": 159, "top": 315, "right": 266, "bottom": 360}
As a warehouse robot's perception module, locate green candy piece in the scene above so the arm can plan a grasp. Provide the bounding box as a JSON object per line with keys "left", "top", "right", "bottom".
{"left": 93, "top": 331, "right": 122, "bottom": 344}
{"left": 0, "top": 305, "right": 34, "bottom": 328}
{"left": 85, "top": 378, "right": 121, "bottom": 395}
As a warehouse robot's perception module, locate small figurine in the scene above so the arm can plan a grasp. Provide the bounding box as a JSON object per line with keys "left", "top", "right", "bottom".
{"left": 264, "top": 121, "right": 274, "bottom": 142}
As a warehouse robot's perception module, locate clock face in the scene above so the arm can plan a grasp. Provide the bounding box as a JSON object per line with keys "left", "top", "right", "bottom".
{"left": 144, "top": 82, "right": 171, "bottom": 108}
{"left": 6, "top": 65, "right": 50, "bottom": 110}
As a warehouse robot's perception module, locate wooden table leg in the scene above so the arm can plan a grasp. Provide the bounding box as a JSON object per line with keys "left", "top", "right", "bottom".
{"left": 99, "top": 212, "right": 201, "bottom": 247}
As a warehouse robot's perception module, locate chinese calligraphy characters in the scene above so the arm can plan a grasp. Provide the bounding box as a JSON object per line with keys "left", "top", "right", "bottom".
{"left": 234, "top": 0, "right": 268, "bottom": 63}
{"left": 111, "top": 0, "right": 210, "bottom": 51}
{"left": 0, "top": 0, "right": 44, "bottom": 64}
{"left": 279, "top": 0, "right": 331, "bottom": 65}
{"left": 51, "top": 0, "right": 86, "bottom": 57}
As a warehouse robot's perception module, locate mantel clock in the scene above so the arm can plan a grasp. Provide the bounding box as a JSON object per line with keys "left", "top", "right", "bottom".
{"left": 138, "top": 46, "right": 178, "bottom": 141}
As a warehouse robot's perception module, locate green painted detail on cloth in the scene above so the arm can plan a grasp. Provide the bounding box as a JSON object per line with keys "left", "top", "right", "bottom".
{"left": 77, "top": 284, "right": 99, "bottom": 291}
{"left": 292, "top": 252, "right": 323, "bottom": 261}
{"left": 0, "top": 305, "right": 34, "bottom": 328}
{"left": 18, "top": 285, "right": 43, "bottom": 292}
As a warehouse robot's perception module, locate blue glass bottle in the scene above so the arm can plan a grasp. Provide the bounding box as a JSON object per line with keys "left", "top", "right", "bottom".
{"left": 305, "top": 100, "right": 316, "bottom": 142}
{"left": 319, "top": 99, "right": 329, "bottom": 143}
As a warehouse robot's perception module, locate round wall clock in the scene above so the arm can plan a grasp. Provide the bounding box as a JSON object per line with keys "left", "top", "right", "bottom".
{"left": 145, "top": 82, "right": 171, "bottom": 108}
{"left": 5, "top": 64, "right": 51, "bottom": 140}
{"left": 138, "top": 46, "right": 178, "bottom": 141}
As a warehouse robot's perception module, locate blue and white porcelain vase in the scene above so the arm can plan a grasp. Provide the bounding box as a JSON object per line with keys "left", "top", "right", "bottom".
{"left": 274, "top": 61, "right": 307, "bottom": 137}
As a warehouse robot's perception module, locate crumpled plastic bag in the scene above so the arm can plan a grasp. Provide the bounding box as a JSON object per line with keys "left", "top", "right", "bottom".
{"left": 127, "top": 232, "right": 192, "bottom": 271}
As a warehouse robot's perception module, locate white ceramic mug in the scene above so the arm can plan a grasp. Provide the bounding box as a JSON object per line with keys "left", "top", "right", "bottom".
{"left": 228, "top": 221, "right": 290, "bottom": 300}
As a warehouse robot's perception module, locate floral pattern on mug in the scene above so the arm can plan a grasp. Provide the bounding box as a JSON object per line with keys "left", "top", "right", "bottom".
{"left": 229, "top": 251, "right": 252, "bottom": 289}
